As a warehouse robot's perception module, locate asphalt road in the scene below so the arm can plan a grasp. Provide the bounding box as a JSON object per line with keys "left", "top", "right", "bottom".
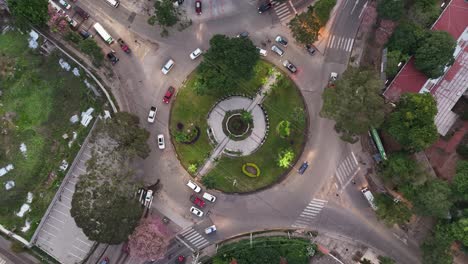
{"left": 65, "top": 0, "right": 421, "bottom": 263}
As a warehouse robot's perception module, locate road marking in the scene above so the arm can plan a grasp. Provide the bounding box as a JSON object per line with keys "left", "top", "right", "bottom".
{"left": 292, "top": 199, "right": 328, "bottom": 228}
{"left": 335, "top": 153, "right": 360, "bottom": 187}
{"left": 351, "top": 0, "right": 360, "bottom": 14}
{"left": 178, "top": 227, "right": 210, "bottom": 250}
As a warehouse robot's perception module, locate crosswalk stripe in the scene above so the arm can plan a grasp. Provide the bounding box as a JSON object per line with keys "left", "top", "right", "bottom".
{"left": 196, "top": 240, "right": 210, "bottom": 248}
{"left": 276, "top": 8, "right": 289, "bottom": 15}
{"left": 185, "top": 232, "right": 200, "bottom": 240}
{"left": 306, "top": 204, "right": 324, "bottom": 210}
{"left": 180, "top": 227, "right": 193, "bottom": 236}
{"left": 191, "top": 236, "right": 205, "bottom": 244}
{"left": 313, "top": 198, "right": 328, "bottom": 203}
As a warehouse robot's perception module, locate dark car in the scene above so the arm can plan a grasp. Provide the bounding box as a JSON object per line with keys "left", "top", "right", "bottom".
{"left": 236, "top": 31, "right": 249, "bottom": 38}
{"left": 195, "top": 1, "right": 202, "bottom": 15}
{"left": 298, "top": 161, "right": 309, "bottom": 174}
{"left": 79, "top": 30, "right": 92, "bottom": 39}
{"left": 163, "top": 86, "right": 176, "bottom": 104}
{"left": 74, "top": 6, "right": 90, "bottom": 19}
{"left": 306, "top": 44, "right": 316, "bottom": 56}
{"left": 283, "top": 60, "right": 297, "bottom": 73}
{"left": 190, "top": 195, "right": 206, "bottom": 208}
{"left": 258, "top": 2, "right": 272, "bottom": 14}
{"left": 107, "top": 52, "right": 119, "bottom": 65}
{"left": 275, "top": 35, "right": 288, "bottom": 47}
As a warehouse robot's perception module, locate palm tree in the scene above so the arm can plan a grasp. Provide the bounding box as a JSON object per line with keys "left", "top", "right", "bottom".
{"left": 240, "top": 110, "right": 253, "bottom": 123}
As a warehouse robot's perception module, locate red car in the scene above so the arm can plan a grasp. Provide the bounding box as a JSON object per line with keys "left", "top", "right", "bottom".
{"left": 195, "top": 1, "right": 202, "bottom": 15}
{"left": 190, "top": 195, "right": 205, "bottom": 208}
{"left": 163, "top": 86, "right": 175, "bottom": 104}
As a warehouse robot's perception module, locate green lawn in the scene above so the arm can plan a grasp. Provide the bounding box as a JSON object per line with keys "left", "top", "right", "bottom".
{"left": 170, "top": 61, "right": 272, "bottom": 172}
{"left": 205, "top": 73, "right": 307, "bottom": 192}
{"left": 0, "top": 31, "right": 102, "bottom": 238}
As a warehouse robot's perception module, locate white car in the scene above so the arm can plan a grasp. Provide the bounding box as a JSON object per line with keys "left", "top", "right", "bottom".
{"left": 147, "top": 106, "right": 157, "bottom": 123}
{"left": 271, "top": 45, "right": 284, "bottom": 57}
{"left": 186, "top": 180, "right": 201, "bottom": 193}
{"left": 205, "top": 225, "right": 217, "bottom": 234}
{"left": 59, "top": 0, "right": 71, "bottom": 9}
{"left": 190, "top": 206, "right": 204, "bottom": 217}
{"left": 202, "top": 192, "right": 216, "bottom": 202}
{"left": 157, "top": 134, "right": 165, "bottom": 149}
{"left": 190, "top": 48, "right": 202, "bottom": 60}
{"left": 256, "top": 47, "right": 267, "bottom": 56}
{"left": 161, "top": 59, "right": 175, "bottom": 75}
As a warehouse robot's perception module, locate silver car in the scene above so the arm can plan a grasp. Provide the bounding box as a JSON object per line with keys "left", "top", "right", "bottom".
{"left": 271, "top": 45, "right": 284, "bottom": 57}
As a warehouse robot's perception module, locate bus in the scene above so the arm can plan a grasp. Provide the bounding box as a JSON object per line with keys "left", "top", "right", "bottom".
{"left": 105, "top": 0, "right": 120, "bottom": 8}
{"left": 93, "top": 23, "right": 114, "bottom": 44}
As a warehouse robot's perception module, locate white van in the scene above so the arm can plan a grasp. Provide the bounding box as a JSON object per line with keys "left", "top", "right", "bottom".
{"left": 161, "top": 59, "right": 175, "bottom": 75}
{"left": 105, "top": 0, "right": 120, "bottom": 8}
{"left": 361, "top": 187, "right": 377, "bottom": 210}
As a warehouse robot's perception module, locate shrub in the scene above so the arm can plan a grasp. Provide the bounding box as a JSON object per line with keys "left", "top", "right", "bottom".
{"left": 188, "top": 163, "right": 198, "bottom": 174}
{"left": 242, "top": 163, "right": 261, "bottom": 177}
{"left": 277, "top": 149, "right": 295, "bottom": 168}
{"left": 277, "top": 120, "right": 291, "bottom": 138}
{"left": 79, "top": 38, "right": 104, "bottom": 67}
{"left": 202, "top": 175, "right": 216, "bottom": 189}
{"left": 65, "top": 32, "right": 82, "bottom": 44}
{"left": 175, "top": 131, "right": 190, "bottom": 143}
{"left": 456, "top": 135, "right": 468, "bottom": 159}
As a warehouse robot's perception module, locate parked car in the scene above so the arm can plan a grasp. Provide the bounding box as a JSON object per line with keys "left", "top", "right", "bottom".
{"left": 195, "top": 1, "right": 202, "bottom": 15}
{"left": 190, "top": 194, "right": 206, "bottom": 208}
{"left": 161, "top": 59, "right": 175, "bottom": 75}
{"left": 275, "top": 35, "right": 288, "bottom": 47}
{"left": 176, "top": 255, "right": 186, "bottom": 263}
{"left": 236, "top": 31, "right": 249, "bottom": 38}
{"left": 189, "top": 48, "right": 202, "bottom": 60}
{"left": 328, "top": 72, "right": 338, "bottom": 87}
{"left": 74, "top": 6, "right": 90, "bottom": 19}
{"left": 117, "top": 38, "right": 131, "bottom": 54}
{"left": 163, "top": 86, "right": 176, "bottom": 103}
{"left": 258, "top": 2, "right": 272, "bottom": 14}
{"left": 283, "top": 60, "right": 297, "bottom": 73}
{"left": 361, "top": 187, "right": 377, "bottom": 210}
{"left": 157, "top": 134, "right": 165, "bottom": 149}
{"left": 256, "top": 47, "right": 267, "bottom": 56}
{"left": 186, "top": 180, "right": 201, "bottom": 193}
{"left": 190, "top": 206, "right": 204, "bottom": 217}
{"left": 79, "top": 29, "right": 92, "bottom": 39}
{"left": 271, "top": 45, "right": 284, "bottom": 56}
{"left": 147, "top": 106, "right": 157, "bottom": 123}
{"left": 205, "top": 225, "right": 217, "bottom": 234}
{"left": 298, "top": 161, "right": 309, "bottom": 174}
{"left": 202, "top": 192, "right": 216, "bottom": 202}
{"left": 99, "top": 257, "right": 110, "bottom": 264}
{"left": 144, "top": 190, "right": 153, "bottom": 207}
{"left": 107, "top": 52, "right": 119, "bottom": 65}
{"left": 59, "top": 0, "right": 71, "bottom": 9}
{"left": 305, "top": 44, "right": 316, "bottom": 55}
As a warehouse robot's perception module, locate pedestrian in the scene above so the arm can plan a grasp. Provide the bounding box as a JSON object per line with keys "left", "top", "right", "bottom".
{"left": 335, "top": 193, "right": 339, "bottom": 197}
{"left": 352, "top": 180, "right": 356, "bottom": 185}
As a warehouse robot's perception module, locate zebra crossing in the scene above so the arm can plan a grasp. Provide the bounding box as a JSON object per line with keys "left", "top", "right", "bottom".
{"left": 177, "top": 226, "right": 210, "bottom": 250}
{"left": 335, "top": 152, "right": 360, "bottom": 188}
{"left": 0, "top": 257, "right": 5, "bottom": 264}
{"left": 272, "top": 1, "right": 293, "bottom": 22}
{"left": 292, "top": 198, "right": 328, "bottom": 228}
{"left": 327, "top": 35, "right": 355, "bottom": 53}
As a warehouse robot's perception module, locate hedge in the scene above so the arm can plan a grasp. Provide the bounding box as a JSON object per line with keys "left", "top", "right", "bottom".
{"left": 242, "top": 163, "right": 261, "bottom": 177}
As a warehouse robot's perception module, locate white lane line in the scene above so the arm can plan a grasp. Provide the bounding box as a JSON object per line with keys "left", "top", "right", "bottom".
{"left": 351, "top": 0, "right": 360, "bottom": 14}
{"left": 329, "top": 35, "right": 335, "bottom": 48}
{"left": 307, "top": 204, "right": 325, "bottom": 209}
{"left": 53, "top": 208, "right": 68, "bottom": 217}
{"left": 40, "top": 228, "right": 57, "bottom": 237}
{"left": 48, "top": 214, "right": 65, "bottom": 224}
{"left": 289, "top": 0, "right": 297, "bottom": 14}
{"left": 180, "top": 227, "right": 194, "bottom": 236}
{"left": 76, "top": 238, "right": 92, "bottom": 246}
{"left": 72, "top": 245, "right": 88, "bottom": 253}
{"left": 351, "top": 151, "right": 359, "bottom": 165}
{"left": 313, "top": 198, "right": 328, "bottom": 203}
{"left": 45, "top": 222, "right": 60, "bottom": 231}
{"left": 185, "top": 232, "right": 200, "bottom": 241}
{"left": 190, "top": 236, "right": 205, "bottom": 245}
{"left": 359, "top": 1, "right": 369, "bottom": 18}
{"left": 196, "top": 240, "right": 210, "bottom": 248}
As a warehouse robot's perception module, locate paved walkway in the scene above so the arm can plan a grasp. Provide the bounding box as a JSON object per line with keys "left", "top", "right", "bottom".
{"left": 198, "top": 74, "right": 277, "bottom": 176}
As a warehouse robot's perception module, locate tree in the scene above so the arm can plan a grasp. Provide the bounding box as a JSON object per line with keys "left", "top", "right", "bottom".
{"left": 385, "top": 93, "right": 438, "bottom": 152}
{"left": 288, "top": 7, "right": 322, "bottom": 45}
{"left": 409, "top": 0, "right": 440, "bottom": 27}
{"left": 79, "top": 38, "right": 104, "bottom": 66}
{"left": 277, "top": 120, "right": 291, "bottom": 138}
{"left": 128, "top": 217, "right": 171, "bottom": 260}
{"left": 379, "top": 152, "right": 427, "bottom": 186}
{"left": 154, "top": 0, "right": 179, "bottom": 27}
{"left": 412, "top": 179, "right": 453, "bottom": 218}
{"left": 378, "top": 256, "right": 395, "bottom": 264}
{"left": 194, "top": 35, "right": 258, "bottom": 96}
{"left": 377, "top": 0, "right": 404, "bottom": 21}
{"left": 385, "top": 50, "right": 408, "bottom": 78}
{"left": 452, "top": 217, "right": 468, "bottom": 247}
{"left": 313, "top": 0, "right": 336, "bottom": 25}
{"left": 421, "top": 223, "right": 453, "bottom": 264}
{"left": 414, "top": 31, "right": 456, "bottom": 78}
{"left": 386, "top": 22, "right": 425, "bottom": 56}
{"left": 8, "top": 0, "right": 49, "bottom": 28}
{"left": 452, "top": 160, "right": 468, "bottom": 201}
{"left": 241, "top": 110, "right": 253, "bottom": 123}
{"left": 277, "top": 149, "right": 295, "bottom": 168}
{"left": 321, "top": 67, "right": 385, "bottom": 142}
{"left": 374, "top": 194, "right": 412, "bottom": 226}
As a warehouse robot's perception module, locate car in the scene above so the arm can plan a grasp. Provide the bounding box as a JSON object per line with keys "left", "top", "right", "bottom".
{"left": 117, "top": 38, "right": 131, "bottom": 54}
{"left": 59, "top": 0, "right": 71, "bottom": 9}
{"left": 275, "top": 35, "right": 288, "bottom": 47}
{"left": 190, "top": 194, "right": 206, "bottom": 208}
{"left": 189, "top": 48, "right": 202, "bottom": 60}
{"left": 157, "top": 134, "right": 165, "bottom": 149}
{"left": 256, "top": 47, "right": 267, "bottom": 56}
{"left": 176, "top": 255, "right": 185, "bottom": 263}
{"left": 144, "top": 190, "right": 153, "bottom": 207}
{"left": 202, "top": 192, "right": 216, "bottom": 202}
{"left": 271, "top": 45, "right": 284, "bottom": 56}
{"left": 99, "top": 257, "right": 110, "bottom": 264}
{"left": 236, "top": 31, "right": 249, "bottom": 38}
{"left": 190, "top": 206, "right": 204, "bottom": 217}
{"left": 205, "top": 225, "right": 217, "bottom": 234}
{"left": 147, "top": 106, "right": 157, "bottom": 123}
{"left": 74, "top": 6, "right": 90, "bottom": 19}
{"left": 298, "top": 161, "right": 309, "bottom": 174}
{"left": 195, "top": 1, "right": 202, "bottom": 15}
{"left": 186, "top": 180, "right": 201, "bottom": 193}
{"left": 283, "top": 60, "right": 297, "bottom": 73}
{"left": 79, "top": 30, "right": 92, "bottom": 39}
{"left": 107, "top": 52, "right": 119, "bottom": 65}
{"left": 361, "top": 187, "right": 377, "bottom": 210}
{"left": 258, "top": 2, "right": 272, "bottom": 13}
{"left": 305, "top": 44, "right": 316, "bottom": 55}
{"left": 161, "top": 59, "right": 175, "bottom": 75}
{"left": 163, "top": 86, "right": 176, "bottom": 103}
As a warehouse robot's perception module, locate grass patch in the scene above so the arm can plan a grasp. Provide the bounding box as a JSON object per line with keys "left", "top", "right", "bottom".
{"left": 170, "top": 61, "right": 272, "bottom": 172}
{"left": 0, "top": 30, "right": 102, "bottom": 239}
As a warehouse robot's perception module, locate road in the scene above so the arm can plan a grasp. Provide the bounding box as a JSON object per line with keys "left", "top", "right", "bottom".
{"left": 49, "top": 0, "right": 421, "bottom": 263}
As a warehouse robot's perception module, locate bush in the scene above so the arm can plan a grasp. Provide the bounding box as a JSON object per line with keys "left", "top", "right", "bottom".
{"left": 314, "top": 0, "right": 337, "bottom": 25}
{"left": 277, "top": 149, "right": 295, "bottom": 168}
{"left": 456, "top": 135, "right": 468, "bottom": 159}
{"left": 277, "top": 120, "right": 291, "bottom": 138}
{"left": 242, "top": 163, "right": 261, "bottom": 177}
{"left": 148, "top": 15, "right": 157, "bottom": 25}
{"left": 202, "top": 175, "right": 216, "bottom": 189}
{"left": 65, "top": 32, "right": 82, "bottom": 44}
{"left": 79, "top": 38, "right": 104, "bottom": 67}
{"left": 377, "top": 0, "right": 404, "bottom": 21}
{"left": 188, "top": 163, "right": 198, "bottom": 174}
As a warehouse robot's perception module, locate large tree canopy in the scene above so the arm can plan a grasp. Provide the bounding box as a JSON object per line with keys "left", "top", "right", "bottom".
{"left": 422, "top": 223, "right": 454, "bottom": 264}
{"left": 452, "top": 160, "right": 468, "bottom": 202}
{"left": 194, "top": 34, "right": 258, "bottom": 96}
{"left": 386, "top": 22, "right": 425, "bottom": 56}
{"left": 379, "top": 152, "right": 427, "bottom": 186}
{"left": 412, "top": 179, "right": 453, "bottom": 218}
{"left": 385, "top": 93, "right": 438, "bottom": 152}
{"left": 377, "top": 0, "right": 404, "bottom": 21}
{"left": 414, "top": 31, "right": 456, "bottom": 78}
{"left": 7, "top": 0, "right": 49, "bottom": 27}
{"left": 374, "top": 194, "right": 412, "bottom": 226}
{"left": 154, "top": 0, "right": 179, "bottom": 27}
{"left": 321, "top": 67, "right": 385, "bottom": 142}
{"left": 128, "top": 217, "right": 171, "bottom": 260}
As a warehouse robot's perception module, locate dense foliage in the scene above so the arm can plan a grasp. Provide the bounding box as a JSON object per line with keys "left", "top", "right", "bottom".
{"left": 411, "top": 179, "right": 453, "bottom": 218}
{"left": 414, "top": 31, "right": 456, "bottom": 78}
{"left": 154, "top": 0, "right": 179, "bottom": 27}
{"left": 386, "top": 22, "right": 425, "bottom": 56}
{"left": 8, "top": 0, "right": 49, "bottom": 28}
{"left": 377, "top": 0, "right": 404, "bottom": 21}
{"left": 374, "top": 194, "right": 412, "bottom": 226}
{"left": 452, "top": 161, "right": 468, "bottom": 202}
{"left": 379, "top": 152, "right": 427, "bottom": 186}
{"left": 421, "top": 223, "right": 454, "bottom": 264}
